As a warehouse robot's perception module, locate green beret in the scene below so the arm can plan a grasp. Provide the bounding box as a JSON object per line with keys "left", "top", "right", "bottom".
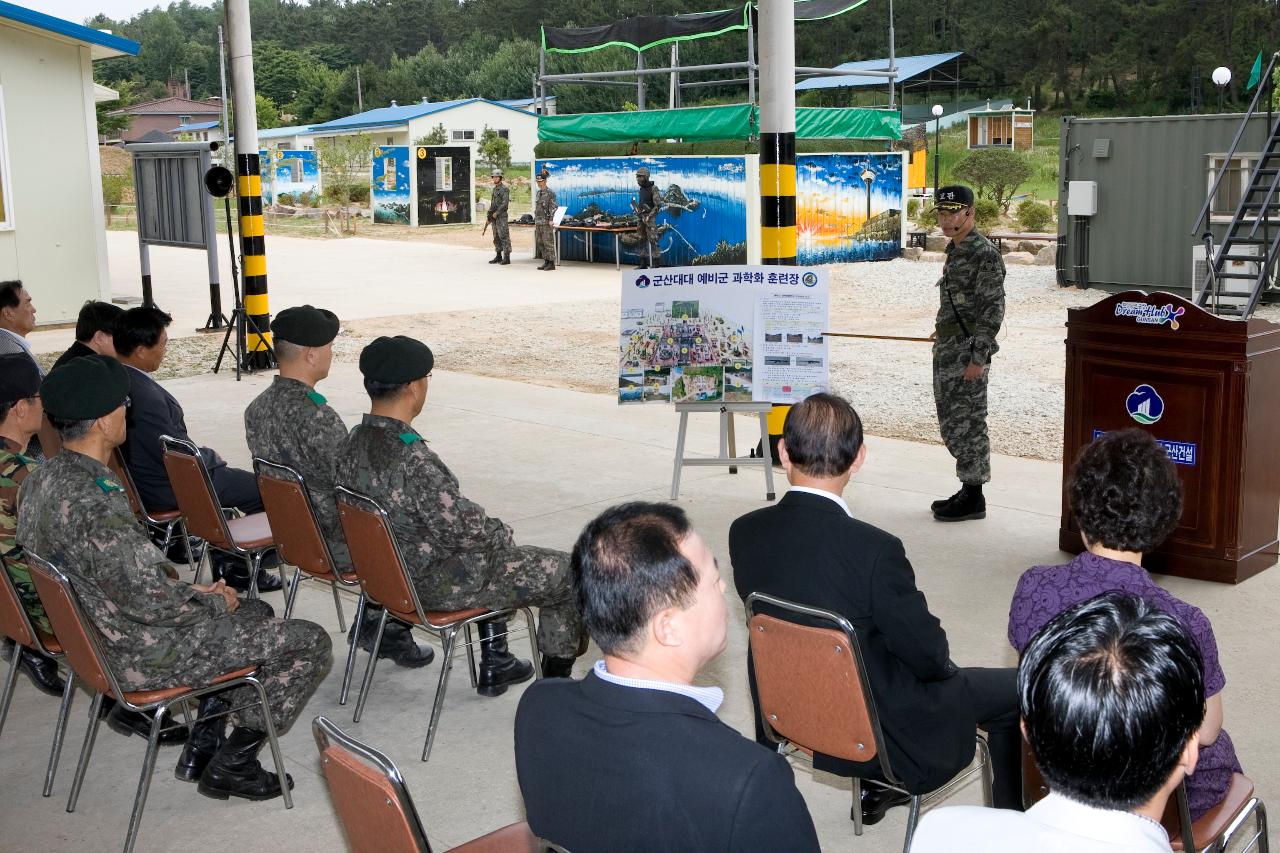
{"left": 359, "top": 336, "right": 434, "bottom": 384}
{"left": 271, "top": 304, "right": 339, "bottom": 346}
{"left": 41, "top": 355, "right": 130, "bottom": 420}
{"left": 0, "top": 354, "right": 40, "bottom": 405}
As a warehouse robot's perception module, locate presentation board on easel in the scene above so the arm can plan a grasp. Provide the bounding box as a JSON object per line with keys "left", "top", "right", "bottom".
{"left": 618, "top": 265, "right": 830, "bottom": 405}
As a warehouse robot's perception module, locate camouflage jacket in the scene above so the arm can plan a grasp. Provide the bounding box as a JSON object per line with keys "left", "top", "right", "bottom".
{"left": 534, "top": 187, "right": 557, "bottom": 225}
{"left": 489, "top": 183, "right": 510, "bottom": 220}
{"left": 17, "top": 450, "right": 230, "bottom": 678}
{"left": 244, "top": 376, "right": 351, "bottom": 570}
{"left": 334, "top": 414, "right": 515, "bottom": 600}
{"left": 0, "top": 435, "right": 49, "bottom": 633}
{"left": 936, "top": 230, "right": 1006, "bottom": 366}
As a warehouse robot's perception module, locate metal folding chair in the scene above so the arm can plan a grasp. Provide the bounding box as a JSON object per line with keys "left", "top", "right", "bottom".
{"left": 746, "top": 592, "right": 993, "bottom": 853}
{"left": 254, "top": 457, "right": 365, "bottom": 703}
{"left": 108, "top": 448, "right": 197, "bottom": 577}
{"left": 26, "top": 551, "right": 292, "bottom": 853}
{"left": 335, "top": 485, "right": 539, "bottom": 762}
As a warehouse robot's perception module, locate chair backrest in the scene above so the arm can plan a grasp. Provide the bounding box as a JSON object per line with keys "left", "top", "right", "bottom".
{"left": 107, "top": 448, "right": 152, "bottom": 525}
{"left": 313, "top": 715, "right": 431, "bottom": 853}
{"left": 0, "top": 556, "right": 37, "bottom": 648}
{"left": 160, "top": 435, "right": 233, "bottom": 550}
{"left": 254, "top": 458, "right": 336, "bottom": 580}
{"left": 24, "top": 551, "right": 119, "bottom": 698}
{"left": 745, "top": 592, "right": 895, "bottom": 780}
{"left": 335, "top": 486, "right": 421, "bottom": 622}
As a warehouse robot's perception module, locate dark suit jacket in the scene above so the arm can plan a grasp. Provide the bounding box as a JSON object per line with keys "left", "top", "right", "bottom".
{"left": 51, "top": 340, "right": 95, "bottom": 370}
{"left": 122, "top": 366, "right": 225, "bottom": 511}
{"left": 515, "top": 671, "right": 820, "bottom": 853}
{"left": 729, "top": 489, "right": 976, "bottom": 794}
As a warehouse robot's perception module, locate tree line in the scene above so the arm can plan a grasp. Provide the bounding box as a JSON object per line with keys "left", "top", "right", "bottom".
{"left": 87, "top": 0, "right": 1280, "bottom": 126}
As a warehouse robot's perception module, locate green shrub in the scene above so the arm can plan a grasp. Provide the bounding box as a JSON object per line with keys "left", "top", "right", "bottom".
{"left": 907, "top": 197, "right": 920, "bottom": 219}
{"left": 975, "top": 198, "right": 1001, "bottom": 230}
{"left": 1016, "top": 199, "right": 1053, "bottom": 232}
{"left": 954, "top": 148, "right": 1033, "bottom": 213}
{"left": 919, "top": 204, "right": 938, "bottom": 229}
{"left": 277, "top": 192, "right": 294, "bottom": 206}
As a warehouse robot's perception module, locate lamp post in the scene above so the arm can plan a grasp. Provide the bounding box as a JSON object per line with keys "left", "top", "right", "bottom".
{"left": 861, "top": 167, "right": 876, "bottom": 226}
{"left": 1213, "top": 66, "right": 1232, "bottom": 112}
{"left": 931, "top": 103, "right": 944, "bottom": 196}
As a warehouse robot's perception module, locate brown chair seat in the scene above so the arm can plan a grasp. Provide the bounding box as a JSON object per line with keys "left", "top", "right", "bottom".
{"left": 419, "top": 607, "right": 492, "bottom": 627}
{"left": 147, "top": 508, "right": 183, "bottom": 522}
{"left": 120, "top": 666, "right": 256, "bottom": 707}
{"left": 1167, "top": 773, "right": 1256, "bottom": 851}
{"left": 35, "top": 630, "right": 62, "bottom": 655}
{"left": 454, "top": 821, "right": 542, "bottom": 853}
{"left": 225, "top": 512, "right": 273, "bottom": 549}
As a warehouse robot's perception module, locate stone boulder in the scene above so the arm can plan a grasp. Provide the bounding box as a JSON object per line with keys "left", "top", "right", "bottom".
{"left": 1018, "top": 240, "right": 1051, "bottom": 254}
{"left": 1003, "top": 251, "right": 1036, "bottom": 265}
{"left": 1035, "top": 245, "right": 1057, "bottom": 265}
{"left": 925, "top": 235, "right": 949, "bottom": 252}
{"left": 919, "top": 251, "right": 948, "bottom": 263}
{"left": 901, "top": 246, "right": 924, "bottom": 260}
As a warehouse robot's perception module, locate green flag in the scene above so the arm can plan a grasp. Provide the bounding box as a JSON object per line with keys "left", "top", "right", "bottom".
{"left": 1247, "top": 51, "right": 1264, "bottom": 90}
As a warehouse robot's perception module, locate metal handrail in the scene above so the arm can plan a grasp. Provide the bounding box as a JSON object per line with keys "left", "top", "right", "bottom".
{"left": 1192, "top": 51, "right": 1280, "bottom": 237}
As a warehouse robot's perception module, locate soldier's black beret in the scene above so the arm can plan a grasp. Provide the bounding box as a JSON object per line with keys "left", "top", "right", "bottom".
{"left": 936, "top": 185, "right": 975, "bottom": 211}
{"left": 359, "top": 336, "right": 434, "bottom": 384}
{"left": 40, "top": 355, "right": 129, "bottom": 420}
{"left": 271, "top": 304, "right": 339, "bottom": 346}
{"left": 0, "top": 354, "right": 40, "bottom": 405}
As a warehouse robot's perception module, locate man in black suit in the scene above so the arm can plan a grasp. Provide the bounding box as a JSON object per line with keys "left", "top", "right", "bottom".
{"left": 114, "top": 306, "right": 280, "bottom": 592}
{"left": 729, "top": 393, "right": 1021, "bottom": 822}
{"left": 52, "top": 300, "right": 124, "bottom": 369}
{"left": 515, "top": 502, "right": 820, "bottom": 853}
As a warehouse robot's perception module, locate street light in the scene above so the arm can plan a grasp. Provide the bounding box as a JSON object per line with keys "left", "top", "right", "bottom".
{"left": 931, "top": 104, "right": 944, "bottom": 196}
{"left": 861, "top": 167, "right": 876, "bottom": 226}
{"left": 1213, "top": 66, "right": 1232, "bottom": 112}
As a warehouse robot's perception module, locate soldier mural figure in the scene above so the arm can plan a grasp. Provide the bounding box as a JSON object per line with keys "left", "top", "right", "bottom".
{"left": 929, "top": 185, "right": 1006, "bottom": 522}
{"left": 534, "top": 170, "right": 557, "bottom": 271}
{"left": 18, "top": 356, "right": 330, "bottom": 802}
{"left": 488, "top": 169, "right": 511, "bottom": 266}
{"left": 633, "top": 166, "right": 661, "bottom": 269}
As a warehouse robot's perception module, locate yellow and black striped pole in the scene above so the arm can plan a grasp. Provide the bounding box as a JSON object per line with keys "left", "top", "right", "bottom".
{"left": 758, "top": 0, "right": 796, "bottom": 266}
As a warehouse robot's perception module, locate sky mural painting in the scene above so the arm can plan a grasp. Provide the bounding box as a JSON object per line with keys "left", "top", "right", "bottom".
{"left": 795, "top": 152, "right": 904, "bottom": 265}
{"left": 260, "top": 149, "right": 320, "bottom": 208}
{"left": 372, "top": 146, "right": 412, "bottom": 225}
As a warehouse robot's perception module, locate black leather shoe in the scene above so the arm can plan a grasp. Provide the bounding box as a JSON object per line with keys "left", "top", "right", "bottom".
{"left": 17, "top": 648, "right": 65, "bottom": 697}
{"left": 349, "top": 607, "right": 434, "bottom": 668}
{"left": 539, "top": 655, "right": 576, "bottom": 679}
{"left": 106, "top": 706, "right": 190, "bottom": 745}
{"left": 930, "top": 488, "right": 963, "bottom": 513}
{"left": 855, "top": 785, "right": 912, "bottom": 826}
{"left": 212, "top": 556, "right": 283, "bottom": 593}
{"left": 175, "top": 696, "right": 229, "bottom": 782}
{"left": 476, "top": 621, "right": 533, "bottom": 697}
{"left": 933, "top": 485, "right": 986, "bottom": 522}
{"left": 198, "top": 727, "right": 294, "bottom": 801}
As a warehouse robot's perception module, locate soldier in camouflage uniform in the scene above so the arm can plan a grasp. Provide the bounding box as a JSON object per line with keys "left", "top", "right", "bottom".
{"left": 335, "top": 336, "right": 586, "bottom": 691}
{"left": 487, "top": 169, "right": 511, "bottom": 265}
{"left": 19, "top": 356, "right": 330, "bottom": 802}
{"left": 633, "top": 167, "right": 661, "bottom": 269}
{"left": 244, "top": 305, "right": 432, "bottom": 670}
{"left": 930, "top": 185, "right": 1006, "bottom": 522}
{"left": 534, "top": 169, "right": 557, "bottom": 271}
{"left": 0, "top": 354, "right": 63, "bottom": 696}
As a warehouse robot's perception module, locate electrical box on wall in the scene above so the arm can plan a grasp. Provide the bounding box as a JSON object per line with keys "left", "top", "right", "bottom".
{"left": 1068, "top": 181, "right": 1098, "bottom": 216}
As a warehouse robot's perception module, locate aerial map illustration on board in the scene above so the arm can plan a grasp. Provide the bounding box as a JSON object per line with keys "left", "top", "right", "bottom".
{"left": 620, "top": 292, "right": 752, "bottom": 404}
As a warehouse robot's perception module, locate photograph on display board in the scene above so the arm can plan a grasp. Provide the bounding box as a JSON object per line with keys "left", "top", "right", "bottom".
{"left": 796, "top": 153, "right": 903, "bottom": 264}
{"left": 262, "top": 149, "right": 320, "bottom": 207}
{"left": 372, "top": 146, "right": 411, "bottom": 224}
{"left": 536, "top": 156, "right": 748, "bottom": 267}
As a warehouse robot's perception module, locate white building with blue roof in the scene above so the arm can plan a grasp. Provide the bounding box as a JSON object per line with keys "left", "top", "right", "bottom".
{"left": 0, "top": 1, "right": 139, "bottom": 323}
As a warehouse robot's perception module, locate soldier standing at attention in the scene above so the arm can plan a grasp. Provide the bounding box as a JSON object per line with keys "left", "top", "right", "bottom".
{"left": 634, "top": 166, "right": 661, "bottom": 269}
{"left": 534, "top": 169, "right": 557, "bottom": 271}
{"left": 244, "top": 305, "right": 433, "bottom": 669}
{"left": 488, "top": 169, "right": 511, "bottom": 266}
{"left": 335, "top": 336, "right": 587, "bottom": 690}
{"left": 19, "top": 356, "right": 331, "bottom": 801}
{"left": 929, "top": 185, "right": 1006, "bottom": 522}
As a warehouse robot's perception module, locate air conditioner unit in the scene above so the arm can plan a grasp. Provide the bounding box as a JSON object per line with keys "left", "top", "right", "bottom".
{"left": 1192, "top": 243, "right": 1254, "bottom": 311}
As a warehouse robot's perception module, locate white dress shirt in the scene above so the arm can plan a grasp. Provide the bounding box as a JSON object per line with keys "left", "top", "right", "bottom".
{"left": 592, "top": 660, "right": 724, "bottom": 713}
{"left": 910, "top": 793, "right": 1173, "bottom": 853}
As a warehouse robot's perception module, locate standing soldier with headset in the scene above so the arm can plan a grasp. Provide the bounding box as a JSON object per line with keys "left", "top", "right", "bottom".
{"left": 534, "top": 169, "right": 557, "bottom": 271}
{"left": 930, "top": 185, "right": 1006, "bottom": 522}
{"left": 488, "top": 169, "right": 511, "bottom": 265}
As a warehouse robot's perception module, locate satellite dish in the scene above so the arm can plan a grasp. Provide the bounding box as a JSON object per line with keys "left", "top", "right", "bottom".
{"left": 204, "top": 165, "right": 234, "bottom": 198}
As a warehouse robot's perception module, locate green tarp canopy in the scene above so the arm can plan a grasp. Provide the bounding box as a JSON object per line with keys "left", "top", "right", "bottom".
{"left": 537, "top": 104, "right": 900, "bottom": 142}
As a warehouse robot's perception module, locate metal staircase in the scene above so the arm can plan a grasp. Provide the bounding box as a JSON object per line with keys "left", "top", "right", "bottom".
{"left": 1194, "top": 51, "right": 1280, "bottom": 318}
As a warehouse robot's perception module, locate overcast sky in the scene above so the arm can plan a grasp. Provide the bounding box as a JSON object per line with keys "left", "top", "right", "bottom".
{"left": 24, "top": 0, "right": 216, "bottom": 25}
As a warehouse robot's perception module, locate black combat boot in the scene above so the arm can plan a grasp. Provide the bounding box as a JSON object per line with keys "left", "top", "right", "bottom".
{"left": 500, "top": 250, "right": 511, "bottom": 265}
{"left": 540, "top": 655, "right": 576, "bottom": 679}
{"left": 476, "top": 621, "right": 534, "bottom": 697}
{"left": 933, "top": 484, "right": 986, "bottom": 522}
{"left": 211, "top": 554, "right": 283, "bottom": 594}
{"left": 543, "top": 261, "right": 555, "bottom": 271}
{"left": 106, "top": 704, "right": 190, "bottom": 745}
{"left": 175, "top": 695, "right": 229, "bottom": 782}
{"left": 930, "top": 487, "right": 964, "bottom": 513}
{"left": 197, "top": 727, "right": 294, "bottom": 801}
{"left": 488, "top": 251, "right": 502, "bottom": 264}
{"left": 348, "top": 604, "right": 434, "bottom": 668}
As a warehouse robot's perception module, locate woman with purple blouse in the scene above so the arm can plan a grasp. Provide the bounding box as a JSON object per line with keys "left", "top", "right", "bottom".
{"left": 1008, "top": 429, "right": 1241, "bottom": 820}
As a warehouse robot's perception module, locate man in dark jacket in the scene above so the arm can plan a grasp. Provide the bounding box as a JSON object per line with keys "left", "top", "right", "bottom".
{"left": 52, "top": 300, "right": 123, "bottom": 369}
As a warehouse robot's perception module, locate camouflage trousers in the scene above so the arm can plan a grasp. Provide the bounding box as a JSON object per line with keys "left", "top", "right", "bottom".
{"left": 122, "top": 599, "right": 331, "bottom": 734}
{"left": 932, "top": 336, "right": 991, "bottom": 486}
{"left": 4, "top": 555, "right": 52, "bottom": 635}
{"left": 636, "top": 220, "right": 660, "bottom": 266}
{"left": 411, "top": 546, "right": 585, "bottom": 659}
{"left": 491, "top": 215, "right": 511, "bottom": 254}
{"left": 535, "top": 224, "right": 557, "bottom": 263}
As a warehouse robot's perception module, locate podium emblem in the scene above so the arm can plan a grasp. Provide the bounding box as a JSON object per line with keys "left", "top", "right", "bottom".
{"left": 1126, "top": 384, "right": 1165, "bottom": 425}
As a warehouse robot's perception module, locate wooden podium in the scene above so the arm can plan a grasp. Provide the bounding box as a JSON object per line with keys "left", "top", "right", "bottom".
{"left": 1061, "top": 291, "right": 1280, "bottom": 583}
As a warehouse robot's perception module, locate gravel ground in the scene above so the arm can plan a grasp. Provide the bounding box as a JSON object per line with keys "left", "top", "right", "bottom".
{"left": 118, "top": 259, "right": 1280, "bottom": 464}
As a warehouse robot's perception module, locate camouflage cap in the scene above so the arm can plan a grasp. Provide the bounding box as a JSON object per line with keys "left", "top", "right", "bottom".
{"left": 0, "top": 353, "right": 40, "bottom": 405}
{"left": 936, "top": 185, "right": 975, "bottom": 211}
{"left": 41, "top": 355, "right": 129, "bottom": 420}
{"left": 490, "top": 169, "right": 504, "bottom": 178}
{"left": 271, "top": 304, "right": 339, "bottom": 346}
{"left": 359, "top": 336, "right": 434, "bottom": 384}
